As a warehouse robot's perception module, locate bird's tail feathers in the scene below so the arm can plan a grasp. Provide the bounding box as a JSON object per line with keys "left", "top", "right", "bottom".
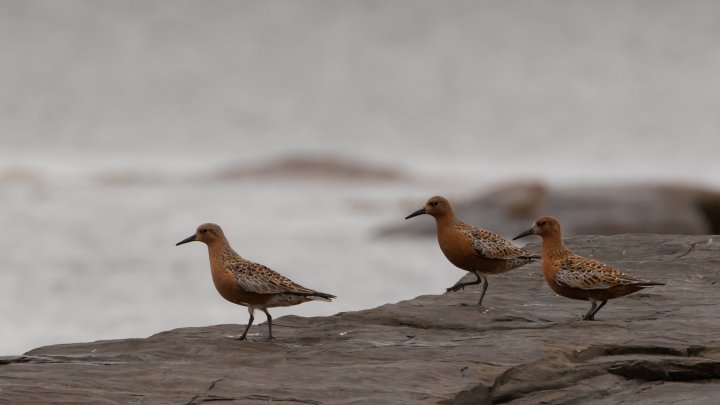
{"left": 308, "top": 295, "right": 334, "bottom": 302}
{"left": 287, "top": 290, "right": 336, "bottom": 301}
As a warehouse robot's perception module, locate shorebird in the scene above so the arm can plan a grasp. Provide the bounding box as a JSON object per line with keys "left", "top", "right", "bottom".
{"left": 176, "top": 223, "right": 335, "bottom": 341}
{"left": 513, "top": 216, "right": 664, "bottom": 320}
{"left": 405, "top": 196, "right": 539, "bottom": 306}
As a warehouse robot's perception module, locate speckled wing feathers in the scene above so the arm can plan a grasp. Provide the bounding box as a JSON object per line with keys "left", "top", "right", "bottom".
{"left": 220, "top": 247, "right": 332, "bottom": 298}
{"left": 232, "top": 261, "right": 317, "bottom": 295}
{"left": 232, "top": 261, "right": 300, "bottom": 294}
{"left": 466, "top": 227, "right": 538, "bottom": 261}
{"left": 555, "top": 256, "right": 656, "bottom": 290}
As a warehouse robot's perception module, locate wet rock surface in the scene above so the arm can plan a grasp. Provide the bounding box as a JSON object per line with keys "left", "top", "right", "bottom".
{"left": 1, "top": 234, "right": 719, "bottom": 404}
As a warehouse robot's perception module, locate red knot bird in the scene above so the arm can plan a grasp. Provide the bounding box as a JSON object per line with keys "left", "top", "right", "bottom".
{"left": 176, "top": 223, "right": 335, "bottom": 341}
{"left": 405, "top": 196, "right": 539, "bottom": 306}
{"left": 513, "top": 216, "right": 664, "bottom": 320}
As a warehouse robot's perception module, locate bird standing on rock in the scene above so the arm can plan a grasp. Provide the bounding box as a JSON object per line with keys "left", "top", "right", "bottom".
{"left": 405, "top": 196, "right": 539, "bottom": 306}
{"left": 513, "top": 216, "right": 664, "bottom": 320}
{"left": 176, "top": 223, "right": 335, "bottom": 341}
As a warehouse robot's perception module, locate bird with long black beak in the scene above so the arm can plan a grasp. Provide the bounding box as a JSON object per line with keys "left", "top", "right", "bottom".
{"left": 176, "top": 223, "right": 335, "bottom": 341}
{"left": 513, "top": 216, "right": 664, "bottom": 320}
{"left": 405, "top": 196, "right": 539, "bottom": 306}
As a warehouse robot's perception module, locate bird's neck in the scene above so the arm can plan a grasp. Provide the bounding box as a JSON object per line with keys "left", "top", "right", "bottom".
{"left": 541, "top": 231, "right": 569, "bottom": 259}
{"left": 434, "top": 211, "right": 458, "bottom": 228}
{"left": 207, "top": 239, "right": 236, "bottom": 264}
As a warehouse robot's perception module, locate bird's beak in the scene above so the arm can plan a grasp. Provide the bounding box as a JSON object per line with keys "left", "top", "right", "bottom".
{"left": 176, "top": 234, "right": 197, "bottom": 246}
{"left": 405, "top": 207, "right": 427, "bottom": 220}
{"left": 512, "top": 229, "right": 535, "bottom": 241}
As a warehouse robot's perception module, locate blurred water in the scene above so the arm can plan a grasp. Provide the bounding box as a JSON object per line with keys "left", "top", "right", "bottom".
{"left": 1, "top": 0, "right": 720, "bottom": 354}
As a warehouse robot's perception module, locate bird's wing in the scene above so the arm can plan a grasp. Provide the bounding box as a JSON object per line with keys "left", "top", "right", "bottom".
{"left": 232, "top": 261, "right": 316, "bottom": 295}
{"left": 555, "top": 256, "right": 650, "bottom": 290}
{"left": 467, "top": 227, "right": 537, "bottom": 260}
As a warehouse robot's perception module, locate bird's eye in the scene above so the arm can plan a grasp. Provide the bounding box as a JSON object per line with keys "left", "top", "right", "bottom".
{"left": 538, "top": 221, "right": 546, "bottom": 226}
{"left": 201, "top": 229, "right": 208, "bottom": 233}
{"left": 430, "top": 201, "right": 439, "bottom": 206}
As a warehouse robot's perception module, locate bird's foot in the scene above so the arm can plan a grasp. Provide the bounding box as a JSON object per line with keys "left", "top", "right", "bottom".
{"left": 224, "top": 334, "right": 249, "bottom": 340}
{"left": 446, "top": 285, "right": 465, "bottom": 293}
{"left": 265, "top": 336, "right": 276, "bottom": 343}
{"left": 582, "top": 315, "right": 595, "bottom": 321}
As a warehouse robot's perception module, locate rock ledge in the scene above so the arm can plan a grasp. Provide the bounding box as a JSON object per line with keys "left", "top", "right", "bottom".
{"left": 1, "top": 234, "right": 719, "bottom": 404}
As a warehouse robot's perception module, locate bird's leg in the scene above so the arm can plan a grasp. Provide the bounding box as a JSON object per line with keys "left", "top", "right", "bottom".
{"left": 477, "top": 276, "right": 489, "bottom": 306}
{"left": 446, "top": 272, "right": 482, "bottom": 293}
{"left": 588, "top": 299, "right": 608, "bottom": 320}
{"left": 238, "top": 307, "right": 255, "bottom": 340}
{"left": 582, "top": 301, "right": 598, "bottom": 321}
{"left": 263, "top": 309, "right": 275, "bottom": 342}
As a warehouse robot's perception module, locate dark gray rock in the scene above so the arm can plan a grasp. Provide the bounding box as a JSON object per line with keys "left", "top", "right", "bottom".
{"left": 1, "top": 234, "right": 719, "bottom": 404}
{"left": 381, "top": 181, "right": 720, "bottom": 238}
